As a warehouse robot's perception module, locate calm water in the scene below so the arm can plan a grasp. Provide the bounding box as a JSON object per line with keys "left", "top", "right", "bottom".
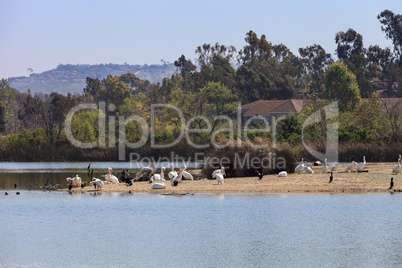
{"left": 0, "top": 162, "right": 201, "bottom": 190}
{"left": 1, "top": 163, "right": 401, "bottom": 267}
{"left": 1, "top": 191, "right": 402, "bottom": 267}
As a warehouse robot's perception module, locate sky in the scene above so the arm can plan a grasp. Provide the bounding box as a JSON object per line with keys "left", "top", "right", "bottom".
{"left": 0, "top": 0, "right": 401, "bottom": 79}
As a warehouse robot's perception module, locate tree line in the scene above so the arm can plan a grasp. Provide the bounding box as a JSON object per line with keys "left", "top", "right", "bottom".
{"left": 0, "top": 9, "right": 401, "bottom": 162}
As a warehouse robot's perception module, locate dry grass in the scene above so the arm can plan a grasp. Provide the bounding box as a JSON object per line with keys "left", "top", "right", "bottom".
{"left": 65, "top": 162, "right": 401, "bottom": 194}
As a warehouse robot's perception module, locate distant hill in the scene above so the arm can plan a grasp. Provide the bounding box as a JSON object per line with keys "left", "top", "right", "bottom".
{"left": 8, "top": 63, "right": 176, "bottom": 95}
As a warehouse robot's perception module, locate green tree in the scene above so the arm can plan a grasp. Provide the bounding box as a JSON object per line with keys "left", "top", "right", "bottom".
{"left": 238, "top": 30, "right": 272, "bottom": 65}
{"left": 324, "top": 62, "right": 360, "bottom": 112}
{"left": 0, "top": 101, "right": 6, "bottom": 132}
{"left": 335, "top": 28, "right": 374, "bottom": 97}
{"left": 299, "top": 44, "right": 332, "bottom": 94}
{"left": 0, "top": 79, "right": 17, "bottom": 132}
{"left": 200, "top": 82, "right": 237, "bottom": 133}
{"left": 195, "top": 42, "right": 236, "bottom": 69}
{"left": 174, "top": 55, "right": 196, "bottom": 77}
{"left": 378, "top": 10, "right": 402, "bottom": 65}
{"left": 40, "top": 93, "right": 78, "bottom": 145}
{"left": 367, "top": 45, "right": 397, "bottom": 95}
{"left": 84, "top": 75, "right": 132, "bottom": 106}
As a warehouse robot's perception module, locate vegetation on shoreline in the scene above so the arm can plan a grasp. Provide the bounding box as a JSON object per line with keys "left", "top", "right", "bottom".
{"left": 0, "top": 9, "right": 401, "bottom": 165}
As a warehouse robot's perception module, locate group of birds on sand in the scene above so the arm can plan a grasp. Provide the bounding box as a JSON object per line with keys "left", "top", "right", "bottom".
{"left": 67, "top": 166, "right": 120, "bottom": 191}
{"left": 295, "top": 156, "right": 367, "bottom": 174}
{"left": 66, "top": 164, "right": 201, "bottom": 191}
{"left": 143, "top": 164, "right": 195, "bottom": 189}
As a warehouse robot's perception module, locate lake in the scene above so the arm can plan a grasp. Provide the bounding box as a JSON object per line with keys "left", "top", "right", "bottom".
{"left": 1, "top": 190, "right": 401, "bottom": 267}
{"left": 1, "top": 163, "right": 401, "bottom": 267}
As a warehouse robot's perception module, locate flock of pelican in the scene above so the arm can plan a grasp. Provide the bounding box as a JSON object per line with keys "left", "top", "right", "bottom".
{"left": 294, "top": 155, "right": 402, "bottom": 175}
{"left": 64, "top": 155, "right": 402, "bottom": 191}
{"left": 65, "top": 163, "right": 228, "bottom": 191}
{"left": 67, "top": 167, "right": 119, "bottom": 191}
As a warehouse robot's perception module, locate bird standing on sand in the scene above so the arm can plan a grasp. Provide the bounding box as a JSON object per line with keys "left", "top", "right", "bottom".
{"left": 392, "top": 155, "right": 401, "bottom": 175}
{"left": 257, "top": 169, "right": 264, "bottom": 180}
{"left": 304, "top": 164, "right": 314, "bottom": 174}
{"left": 389, "top": 177, "right": 394, "bottom": 190}
{"left": 330, "top": 162, "right": 339, "bottom": 173}
{"left": 345, "top": 161, "right": 357, "bottom": 172}
{"left": 329, "top": 172, "right": 333, "bottom": 183}
{"left": 295, "top": 158, "right": 305, "bottom": 173}
{"left": 104, "top": 168, "right": 119, "bottom": 184}
{"left": 356, "top": 156, "right": 366, "bottom": 173}
{"left": 322, "top": 158, "right": 328, "bottom": 173}
{"left": 68, "top": 184, "right": 73, "bottom": 191}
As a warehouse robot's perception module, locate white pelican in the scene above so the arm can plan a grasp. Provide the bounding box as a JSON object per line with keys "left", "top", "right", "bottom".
{"left": 89, "top": 178, "right": 104, "bottom": 190}
{"left": 322, "top": 158, "right": 328, "bottom": 173}
{"left": 392, "top": 155, "right": 401, "bottom": 175}
{"left": 330, "top": 162, "right": 339, "bottom": 173}
{"left": 150, "top": 167, "right": 166, "bottom": 183}
{"left": 345, "top": 161, "right": 357, "bottom": 172}
{"left": 171, "top": 170, "right": 182, "bottom": 186}
{"left": 177, "top": 165, "right": 193, "bottom": 180}
{"left": 355, "top": 156, "right": 366, "bottom": 173}
{"left": 104, "top": 167, "right": 119, "bottom": 184}
{"left": 151, "top": 182, "right": 166, "bottom": 189}
{"left": 168, "top": 164, "right": 178, "bottom": 179}
{"left": 304, "top": 164, "right": 314, "bottom": 174}
{"left": 66, "top": 175, "right": 82, "bottom": 187}
{"left": 212, "top": 167, "right": 225, "bottom": 178}
{"left": 181, "top": 171, "right": 193, "bottom": 180}
{"left": 216, "top": 172, "right": 224, "bottom": 184}
{"left": 278, "top": 171, "right": 287, "bottom": 177}
{"left": 295, "top": 158, "right": 305, "bottom": 173}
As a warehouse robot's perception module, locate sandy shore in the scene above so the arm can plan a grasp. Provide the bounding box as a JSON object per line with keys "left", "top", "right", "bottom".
{"left": 65, "top": 162, "right": 401, "bottom": 194}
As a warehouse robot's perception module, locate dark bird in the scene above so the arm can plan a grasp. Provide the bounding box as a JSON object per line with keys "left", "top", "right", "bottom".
{"left": 81, "top": 183, "right": 86, "bottom": 188}
{"left": 128, "top": 190, "right": 132, "bottom": 194}
{"left": 127, "top": 180, "right": 134, "bottom": 187}
{"left": 5, "top": 192, "right": 8, "bottom": 196}
{"left": 257, "top": 169, "right": 264, "bottom": 180}
{"left": 68, "top": 184, "right": 73, "bottom": 191}
{"left": 329, "top": 172, "right": 333, "bottom": 183}
{"left": 87, "top": 163, "right": 91, "bottom": 170}
{"left": 14, "top": 183, "right": 17, "bottom": 188}
{"left": 389, "top": 177, "right": 394, "bottom": 190}
{"left": 16, "top": 192, "right": 20, "bottom": 195}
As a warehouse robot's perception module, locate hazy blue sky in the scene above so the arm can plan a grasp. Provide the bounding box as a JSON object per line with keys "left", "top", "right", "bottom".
{"left": 1, "top": 0, "right": 401, "bottom": 79}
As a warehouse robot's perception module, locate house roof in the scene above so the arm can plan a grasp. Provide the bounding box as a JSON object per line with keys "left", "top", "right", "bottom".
{"left": 241, "top": 99, "right": 307, "bottom": 117}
